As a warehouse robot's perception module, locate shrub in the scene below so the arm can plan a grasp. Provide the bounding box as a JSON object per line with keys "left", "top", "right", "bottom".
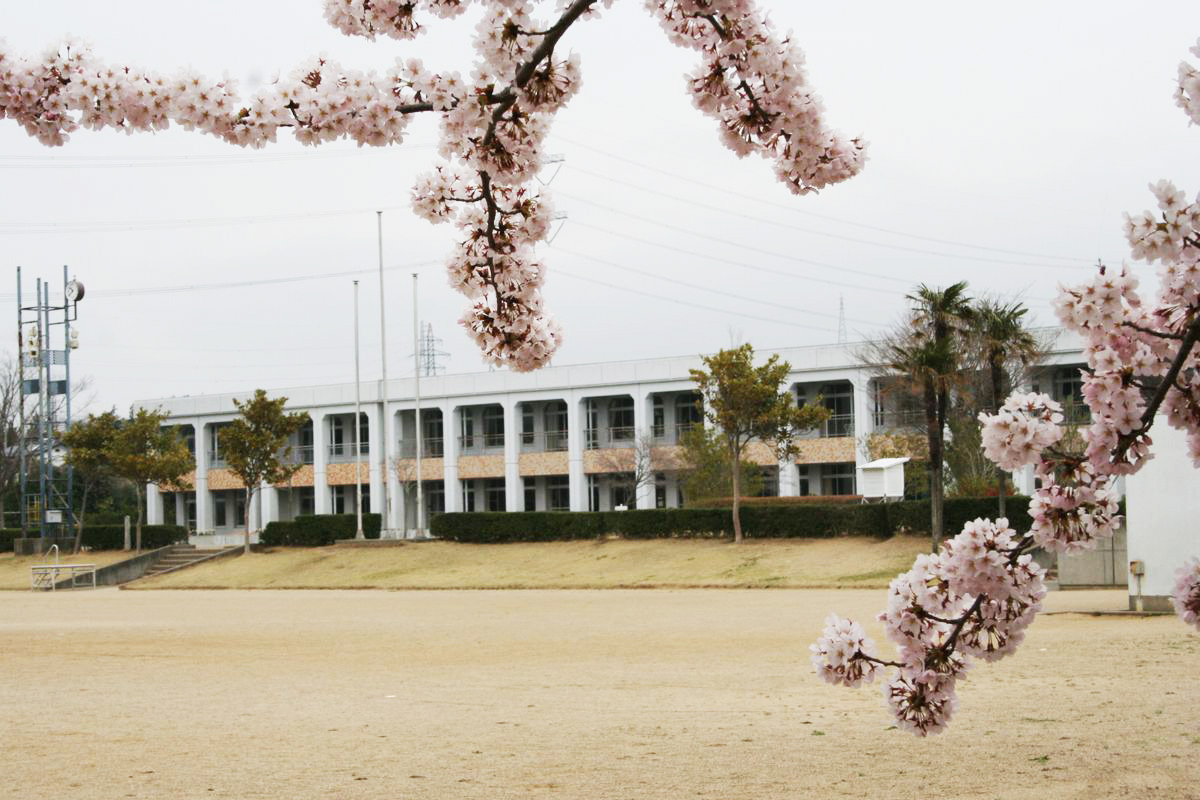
{"left": 432, "top": 504, "right": 891, "bottom": 542}
{"left": 696, "top": 495, "right": 863, "bottom": 508}
{"left": 0, "top": 528, "right": 20, "bottom": 552}
{"left": 80, "top": 524, "right": 187, "bottom": 550}
{"left": 260, "top": 513, "right": 382, "bottom": 547}
{"left": 882, "top": 497, "right": 1034, "bottom": 538}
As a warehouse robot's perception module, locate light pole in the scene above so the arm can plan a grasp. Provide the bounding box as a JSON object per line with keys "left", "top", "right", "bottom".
{"left": 353, "top": 280, "right": 364, "bottom": 540}
{"left": 376, "top": 211, "right": 393, "bottom": 538}
{"left": 413, "top": 272, "right": 424, "bottom": 537}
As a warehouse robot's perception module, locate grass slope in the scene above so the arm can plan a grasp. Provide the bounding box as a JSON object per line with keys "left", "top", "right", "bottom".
{"left": 0, "top": 551, "right": 140, "bottom": 590}
{"left": 129, "top": 535, "right": 930, "bottom": 590}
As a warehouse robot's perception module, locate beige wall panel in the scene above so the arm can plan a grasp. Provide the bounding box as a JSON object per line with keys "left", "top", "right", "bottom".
{"left": 584, "top": 448, "right": 635, "bottom": 474}
{"left": 793, "top": 437, "right": 856, "bottom": 465}
{"left": 519, "top": 452, "right": 569, "bottom": 477}
{"left": 326, "top": 462, "right": 372, "bottom": 486}
{"left": 395, "top": 458, "right": 444, "bottom": 482}
{"left": 206, "top": 468, "right": 245, "bottom": 491}
{"left": 744, "top": 441, "right": 778, "bottom": 467}
{"left": 275, "top": 464, "right": 314, "bottom": 489}
{"left": 457, "top": 455, "right": 505, "bottom": 480}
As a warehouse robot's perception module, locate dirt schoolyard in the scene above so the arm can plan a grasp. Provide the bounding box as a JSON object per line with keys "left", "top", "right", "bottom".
{"left": 1, "top": 588, "right": 1196, "bottom": 799}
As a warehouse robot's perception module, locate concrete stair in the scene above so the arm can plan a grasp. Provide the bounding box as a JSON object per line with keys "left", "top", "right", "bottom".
{"left": 140, "top": 544, "right": 233, "bottom": 579}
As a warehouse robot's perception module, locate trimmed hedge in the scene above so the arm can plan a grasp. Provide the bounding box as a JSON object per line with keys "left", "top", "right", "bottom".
{"left": 431, "top": 504, "right": 891, "bottom": 542}
{"left": 1, "top": 524, "right": 186, "bottom": 551}
{"left": 430, "top": 497, "right": 1041, "bottom": 543}
{"left": 81, "top": 524, "right": 187, "bottom": 550}
{"left": 696, "top": 495, "right": 863, "bottom": 507}
{"left": 261, "top": 513, "right": 382, "bottom": 547}
{"left": 884, "top": 497, "right": 1033, "bottom": 537}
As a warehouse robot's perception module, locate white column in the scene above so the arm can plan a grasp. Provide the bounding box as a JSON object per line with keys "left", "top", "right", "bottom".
{"left": 365, "top": 404, "right": 383, "bottom": 521}
{"left": 312, "top": 411, "right": 330, "bottom": 514}
{"left": 503, "top": 399, "right": 521, "bottom": 512}
{"left": 567, "top": 396, "right": 586, "bottom": 511}
{"left": 174, "top": 492, "right": 187, "bottom": 531}
{"left": 777, "top": 457, "right": 798, "bottom": 497}
{"left": 634, "top": 388, "right": 655, "bottom": 511}
{"left": 146, "top": 484, "right": 163, "bottom": 525}
{"left": 851, "top": 376, "right": 872, "bottom": 467}
{"left": 261, "top": 485, "right": 280, "bottom": 527}
{"left": 386, "top": 408, "right": 402, "bottom": 534}
{"left": 195, "top": 421, "right": 211, "bottom": 532}
{"left": 442, "top": 403, "right": 461, "bottom": 512}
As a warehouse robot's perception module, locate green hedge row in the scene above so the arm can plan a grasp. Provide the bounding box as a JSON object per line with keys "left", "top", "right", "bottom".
{"left": 429, "top": 497, "right": 1037, "bottom": 543}
{"left": 1, "top": 525, "right": 186, "bottom": 552}
{"left": 261, "top": 513, "right": 382, "bottom": 547}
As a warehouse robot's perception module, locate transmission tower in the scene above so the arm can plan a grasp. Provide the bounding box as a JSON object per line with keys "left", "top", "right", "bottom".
{"left": 16, "top": 266, "right": 84, "bottom": 541}
{"left": 416, "top": 322, "right": 449, "bottom": 377}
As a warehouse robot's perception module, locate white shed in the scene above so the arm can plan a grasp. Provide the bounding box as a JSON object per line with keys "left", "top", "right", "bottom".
{"left": 857, "top": 457, "right": 910, "bottom": 502}
{"left": 1125, "top": 420, "right": 1200, "bottom": 611}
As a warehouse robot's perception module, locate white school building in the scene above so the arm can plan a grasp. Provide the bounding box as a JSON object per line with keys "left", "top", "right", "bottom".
{"left": 140, "top": 329, "right": 1089, "bottom": 542}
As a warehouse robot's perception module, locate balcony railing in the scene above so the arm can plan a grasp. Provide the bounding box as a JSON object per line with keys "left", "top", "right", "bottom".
{"left": 398, "top": 437, "right": 444, "bottom": 458}
{"left": 821, "top": 414, "right": 854, "bottom": 438}
{"left": 458, "top": 432, "right": 505, "bottom": 455}
{"left": 328, "top": 441, "right": 369, "bottom": 462}
{"left": 652, "top": 422, "right": 698, "bottom": 444}
{"left": 280, "top": 445, "right": 314, "bottom": 465}
{"left": 207, "top": 450, "right": 227, "bottom": 468}
{"left": 520, "top": 429, "right": 569, "bottom": 453}
{"left": 584, "top": 426, "right": 636, "bottom": 449}
{"left": 872, "top": 409, "right": 924, "bottom": 431}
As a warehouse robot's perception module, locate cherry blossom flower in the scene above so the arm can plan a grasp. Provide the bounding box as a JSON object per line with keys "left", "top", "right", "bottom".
{"left": 1172, "top": 560, "right": 1200, "bottom": 631}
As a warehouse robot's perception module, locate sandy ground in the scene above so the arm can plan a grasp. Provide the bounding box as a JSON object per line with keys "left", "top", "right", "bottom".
{"left": 1, "top": 588, "right": 1196, "bottom": 800}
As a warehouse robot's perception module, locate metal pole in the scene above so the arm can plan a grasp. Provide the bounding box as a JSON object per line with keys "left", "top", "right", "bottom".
{"left": 353, "top": 280, "right": 364, "bottom": 540}
{"left": 37, "top": 280, "right": 47, "bottom": 540}
{"left": 412, "top": 273, "right": 424, "bottom": 537}
{"left": 376, "top": 211, "right": 392, "bottom": 537}
{"left": 16, "top": 267, "right": 26, "bottom": 537}
{"left": 62, "top": 265, "right": 74, "bottom": 533}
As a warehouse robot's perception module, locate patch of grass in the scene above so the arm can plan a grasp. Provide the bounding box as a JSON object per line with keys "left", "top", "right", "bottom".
{"left": 130, "top": 536, "right": 932, "bottom": 591}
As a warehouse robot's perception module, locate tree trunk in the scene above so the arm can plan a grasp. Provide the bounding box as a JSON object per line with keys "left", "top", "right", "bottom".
{"left": 73, "top": 483, "right": 90, "bottom": 554}
{"left": 244, "top": 487, "right": 253, "bottom": 554}
{"left": 730, "top": 443, "right": 743, "bottom": 544}
{"left": 135, "top": 484, "right": 144, "bottom": 553}
{"left": 923, "top": 379, "right": 943, "bottom": 553}
{"left": 990, "top": 356, "right": 1007, "bottom": 518}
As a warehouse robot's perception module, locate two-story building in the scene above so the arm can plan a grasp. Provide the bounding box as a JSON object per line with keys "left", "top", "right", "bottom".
{"left": 140, "top": 329, "right": 1087, "bottom": 541}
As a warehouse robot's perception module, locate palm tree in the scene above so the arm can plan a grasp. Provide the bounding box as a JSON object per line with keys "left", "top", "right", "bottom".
{"left": 972, "top": 299, "right": 1041, "bottom": 518}
{"left": 887, "top": 282, "right": 974, "bottom": 552}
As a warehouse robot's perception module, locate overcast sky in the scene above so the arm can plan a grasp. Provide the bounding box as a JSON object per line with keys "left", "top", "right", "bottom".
{"left": 3, "top": 1, "right": 1200, "bottom": 414}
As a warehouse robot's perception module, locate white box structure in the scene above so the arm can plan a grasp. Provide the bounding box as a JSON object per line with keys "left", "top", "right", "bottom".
{"left": 856, "top": 457, "right": 909, "bottom": 502}
{"left": 1124, "top": 419, "right": 1200, "bottom": 611}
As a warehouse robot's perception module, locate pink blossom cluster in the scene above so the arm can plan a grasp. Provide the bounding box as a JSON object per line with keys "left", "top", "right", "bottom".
{"left": 647, "top": 0, "right": 865, "bottom": 195}
{"left": 1177, "top": 38, "right": 1200, "bottom": 126}
{"left": 0, "top": 0, "right": 865, "bottom": 371}
{"left": 978, "top": 392, "right": 1064, "bottom": 471}
{"left": 1173, "top": 560, "right": 1200, "bottom": 631}
{"left": 816, "top": 519, "right": 1045, "bottom": 736}
{"left": 810, "top": 614, "right": 881, "bottom": 688}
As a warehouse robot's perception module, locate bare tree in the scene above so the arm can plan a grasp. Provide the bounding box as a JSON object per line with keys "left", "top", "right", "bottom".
{"left": 593, "top": 431, "right": 659, "bottom": 509}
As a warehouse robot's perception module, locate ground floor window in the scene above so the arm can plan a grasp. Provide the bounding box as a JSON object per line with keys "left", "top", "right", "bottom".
{"left": 485, "top": 478, "right": 506, "bottom": 512}
{"left": 299, "top": 487, "right": 315, "bottom": 516}
{"left": 820, "top": 463, "right": 856, "bottom": 496}
{"left": 548, "top": 476, "right": 570, "bottom": 511}
{"left": 655, "top": 473, "right": 667, "bottom": 509}
{"left": 524, "top": 477, "right": 537, "bottom": 512}
{"left": 332, "top": 485, "right": 368, "bottom": 515}
{"left": 757, "top": 467, "right": 779, "bottom": 497}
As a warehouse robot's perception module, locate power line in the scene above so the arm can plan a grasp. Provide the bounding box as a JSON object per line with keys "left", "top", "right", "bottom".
{"left": 556, "top": 188, "right": 1098, "bottom": 274}
{"left": 0, "top": 206, "right": 411, "bottom": 235}
{"left": 551, "top": 264, "right": 869, "bottom": 335}
{"left": 551, "top": 133, "right": 1118, "bottom": 266}
{"left": 552, "top": 245, "right": 880, "bottom": 326}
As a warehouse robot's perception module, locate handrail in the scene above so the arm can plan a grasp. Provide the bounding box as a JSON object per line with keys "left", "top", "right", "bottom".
{"left": 47, "top": 543, "right": 59, "bottom": 565}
